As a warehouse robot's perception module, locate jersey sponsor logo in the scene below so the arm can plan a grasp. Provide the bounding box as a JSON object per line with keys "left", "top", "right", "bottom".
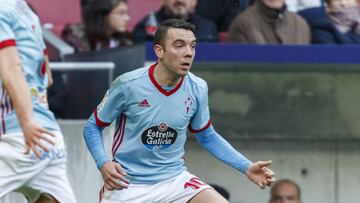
{"left": 138, "top": 99, "right": 150, "bottom": 107}
{"left": 97, "top": 91, "right": 109, "bottom": 112}
{"left": 141, "top": 122, "right": 177, "bottom": 151}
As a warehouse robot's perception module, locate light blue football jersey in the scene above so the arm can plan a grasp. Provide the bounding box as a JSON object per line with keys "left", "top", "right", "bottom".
{"left": 0, "top": 0, "right": 59, "bottom": 134}
{"left": 95, "top": 64, "right": 211, "bottom": 184}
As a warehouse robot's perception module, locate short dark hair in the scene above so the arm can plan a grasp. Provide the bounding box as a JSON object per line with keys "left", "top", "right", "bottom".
{"left": 154, "top": 18, "right": 196, "bottom": 47}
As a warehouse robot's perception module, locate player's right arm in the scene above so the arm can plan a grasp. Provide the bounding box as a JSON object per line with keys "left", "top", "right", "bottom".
{"left": 83, "top": 115, "right": 129, "bottom": 190}
{"left": 83, "top": 78, "right": 129, "bottom": 190}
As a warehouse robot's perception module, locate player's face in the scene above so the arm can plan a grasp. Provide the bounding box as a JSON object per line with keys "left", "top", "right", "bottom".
{"left": 107, "top": 2, "right": 130, "bottom": 33}
{"left": 270, "top": 183, "right": 301, "bottom": 203}
{"left": 159, "top": 28, "right": 196, "bottom": 77}
{"left": 262, "top": 0, "right": 285, "bottom": 9}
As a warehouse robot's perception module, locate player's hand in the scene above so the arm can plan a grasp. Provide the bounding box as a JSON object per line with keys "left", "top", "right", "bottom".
{"left": 100, "top": 161, "right": 129, "bottom": 191}
{"left": 22, "top": 119, "right": 55, "bottom": 158}
{"left": 246, "top": 160, "right": 276, "bottom": 189}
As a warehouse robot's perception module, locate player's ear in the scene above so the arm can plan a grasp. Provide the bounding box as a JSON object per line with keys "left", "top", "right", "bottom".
{"left": 154, "top": 44, "right": 164, "bottom": 59}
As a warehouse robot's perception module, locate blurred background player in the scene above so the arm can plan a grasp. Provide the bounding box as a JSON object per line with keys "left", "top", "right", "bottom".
{"left": 0, "top": 0, "right": 76, "bottom": 202}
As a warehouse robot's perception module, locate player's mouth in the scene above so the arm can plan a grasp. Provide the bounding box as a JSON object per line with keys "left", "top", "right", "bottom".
{"left": 181, "top": 62, "right": 190, "bottom": 67}
{"left": 180, "top": 63, "right": 191, "bottom": 71}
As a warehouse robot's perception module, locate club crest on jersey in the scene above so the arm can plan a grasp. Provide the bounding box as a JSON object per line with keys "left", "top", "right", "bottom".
{"left": 141, "top": 122, "right": 177, "bottom": 151}
{"left": 185, "top": 97, "right": 193, "bottom": 114}
{"left": 97, "top": 91, "right": 109, "bottom": 112}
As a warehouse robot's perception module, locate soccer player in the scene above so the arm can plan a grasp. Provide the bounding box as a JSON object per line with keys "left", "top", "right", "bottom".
{"left": 0, "top": 0, "right": 76, "bottom": 202}
{"left": 84, "top": 18, "right": 276, "bottom": 203}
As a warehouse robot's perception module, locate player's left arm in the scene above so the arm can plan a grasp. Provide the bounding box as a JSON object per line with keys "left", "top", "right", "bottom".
{"left": 195, "top": 124, "right": 275, "bottom": 189}
{"left": 195, "top": 126, "right": 252, "bottom": 173}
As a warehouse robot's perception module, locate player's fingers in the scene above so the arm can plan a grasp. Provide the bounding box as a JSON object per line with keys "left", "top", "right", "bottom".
{"left": 114, "top": 163, "right": 130, "bottom": 184}
{"left": 24, "top": 144, "right": 30, "bottom": 154}
{"left": 108, "top": 176, "right": 128, "bottom": 190}
{"left": 110, "top": 172, "right": 129, "bottom": 185}
{"left": 28, "top": 135, "right": 43, "bottom": 156}
{"left": 32, "top": 146, "right": 41, "bottom": 158}
{"left": 115, "top": 162, "right": 127, "bottom": 176}
{"left": 105, "top": 183, "right": 114, "bottom": 191}
{"left": 257, "top": 160, "right": 272, "bottom": 168}
{"left": 115, "top": 179, "right": 129, "bottom": 189}
{"left": 40, "top": 128, "right": 55, "bottom": 137}
{"left": 264, "top": 169, "right": 275, "bottom": 178}
{"left": 267, "top": 177, "right": 276, "bottom": 184}
{"left": 258, "top": 181, "right": 265, "bottom": 189}
{"left": 263, "top": 167, "right": 275, "bottom": 174}
{"left": 36, "top": 139, "right": 51, "bottom": 152}
{"left": 118, "top": 176, "right": 129, "bottom": 185}
{"left": 262, "top": 179, "right": 269, "bottom": 188}
{"left": 109, "top": 168, "right": 124, "bottom": 179}
{"left": 38, "top": 133, "right": 55, "bottom": 146}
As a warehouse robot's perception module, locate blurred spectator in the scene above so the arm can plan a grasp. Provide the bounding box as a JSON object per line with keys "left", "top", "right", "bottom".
{"left": 300, "top": 0, "right": 360, "bottom": 44}
{"left": 269, "top": 179, "right": 302, "bottom": 203}
{"left": 132, "top": 0, "right": 218, "bottom": 43}
{"left": 228, "top": 0, "right": 311, "bottom": 44}
{"left": 62, "top": 0, "right": 132, "bottom": 52}
{"left": 195, "top": 0, "right": 254, "bottom": 32}
{"left": 326, "top": 0, "right": 360, "bottom": 34}
{"left": 209, "top": 184, "right": 231, "bottom": 200}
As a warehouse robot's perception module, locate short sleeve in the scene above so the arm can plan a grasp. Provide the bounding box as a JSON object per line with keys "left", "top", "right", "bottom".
{"left": 0, "top": 10, "right": 16, "bottom": 49}
{"left": 94, "top": 79, "right": 127, "bottom": 127}
{"left": 189, "top": 83, "right": 211, "bottom": 133}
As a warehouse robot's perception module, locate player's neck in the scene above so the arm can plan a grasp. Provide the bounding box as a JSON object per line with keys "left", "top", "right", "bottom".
{"left": 154, "top": 63, "right": 182, "bottom": 87}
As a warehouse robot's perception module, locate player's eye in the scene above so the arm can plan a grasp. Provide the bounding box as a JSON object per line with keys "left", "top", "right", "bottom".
{"left": 175, "top": 43, "right": 184, "bottom": 49}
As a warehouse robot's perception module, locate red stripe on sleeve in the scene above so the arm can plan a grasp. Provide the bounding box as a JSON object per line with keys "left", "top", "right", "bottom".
{"left": 189, "top": 120, "right": 211, "bottom": 133}
{"left": 0, "top": 39, "right": 16, "bottom": 49}
{"left": 94, "top": 110, "right": 111, "bottom": 127}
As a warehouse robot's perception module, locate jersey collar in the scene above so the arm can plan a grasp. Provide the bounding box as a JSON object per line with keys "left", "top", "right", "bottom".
{"left": 148, "top": 63, "right": 184, "bottom": 97}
